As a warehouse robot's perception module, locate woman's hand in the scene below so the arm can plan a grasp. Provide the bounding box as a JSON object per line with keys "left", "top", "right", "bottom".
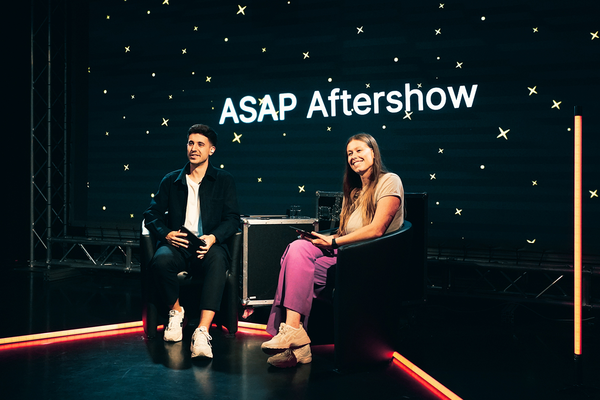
{"left": 196, "top": 234, "right": 217, "bottom": 259}
{"left": 305, "top": 231, "right": 335, "bottom": 248}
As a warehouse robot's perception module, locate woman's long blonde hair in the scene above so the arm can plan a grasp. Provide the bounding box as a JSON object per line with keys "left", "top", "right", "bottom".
{"left": 338, "top": 133, "right": 387, "bottom": 235}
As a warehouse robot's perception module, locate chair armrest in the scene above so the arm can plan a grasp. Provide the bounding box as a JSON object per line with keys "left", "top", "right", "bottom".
{"left": 140, "top": 231, "right": 156, "bottom": 274}
{"left": 223, "top": 230, "right": 242, "bottom": 278}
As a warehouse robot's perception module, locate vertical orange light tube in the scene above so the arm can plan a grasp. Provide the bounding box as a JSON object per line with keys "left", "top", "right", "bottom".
{"left": 574, "top": 106, "right": 583, "bottom": 356}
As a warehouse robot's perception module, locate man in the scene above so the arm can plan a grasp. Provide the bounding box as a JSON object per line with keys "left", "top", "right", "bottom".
{"left": 143, "top": 124, "right": 240, "bottom": 358}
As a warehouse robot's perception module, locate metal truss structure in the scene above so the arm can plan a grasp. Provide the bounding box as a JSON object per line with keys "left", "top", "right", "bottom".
{"left": 427, "top": 247, "right": 600, "bottom": 309}
{"left": 30, "top": 0, "right": 141, "bottom": 273}
{"left": 30, "top": 0, "right": 69, "bottom": 267}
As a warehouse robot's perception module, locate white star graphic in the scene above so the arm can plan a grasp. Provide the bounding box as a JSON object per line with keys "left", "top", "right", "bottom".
{"left": 497, "top": 127, "right": 510, "bottom": 140}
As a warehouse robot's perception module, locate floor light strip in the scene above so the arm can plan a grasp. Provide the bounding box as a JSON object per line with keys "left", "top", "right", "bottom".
{"left": 392, "top": 352, "right": 463, "bottom": 400}
{"left": 0, "top": 321, "right": 144, "bottom": 346}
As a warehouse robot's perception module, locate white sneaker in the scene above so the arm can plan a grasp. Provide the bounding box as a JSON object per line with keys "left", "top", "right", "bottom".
{"left": 267, "top": 344, "right": 312, "bottom": 368}
{"left": 163, "top": 307, "right": 184, "bottom": 342}
{"left": 191, "top": 326, "right": 213, "bottom": 358}
{"left": 261, "top": 323, "right": 311, "bottom": 353}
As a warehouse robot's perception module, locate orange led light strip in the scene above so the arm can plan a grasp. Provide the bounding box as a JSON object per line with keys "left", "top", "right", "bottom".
{"left": 0, "top": 320, "right": 270, "bottom": 350}
{"left": 574, "top": 107, "right": 583, "bottom": 356}
{"left": 0, "top": 321, "right": 144, "bottom": 346}
{"left": 0, "top": 322, "right": 145, "bottom": 350}
{"left": 393, "top": 352, "right": 463, "bottom": 400}
{"left": 0, "top": 319, "right": 460, "bottom": 399}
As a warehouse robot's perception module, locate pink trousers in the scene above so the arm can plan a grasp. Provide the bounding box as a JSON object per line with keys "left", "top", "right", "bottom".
{"left": 266, "top": 239, "right": 337, "bottom": 336}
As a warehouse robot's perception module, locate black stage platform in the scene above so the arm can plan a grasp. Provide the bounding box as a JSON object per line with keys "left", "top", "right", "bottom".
{"left": 1, "top": 266, "right": 598, "bottom": 400}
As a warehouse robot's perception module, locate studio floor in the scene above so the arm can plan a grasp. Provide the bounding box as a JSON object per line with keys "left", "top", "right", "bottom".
{"left": 1, "top": 266, "right": 599, "bottom": 400}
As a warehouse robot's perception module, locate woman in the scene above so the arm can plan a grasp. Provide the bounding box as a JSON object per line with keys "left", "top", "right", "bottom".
{"left": 262, "top": 133, "right": 404, "bottom": 368}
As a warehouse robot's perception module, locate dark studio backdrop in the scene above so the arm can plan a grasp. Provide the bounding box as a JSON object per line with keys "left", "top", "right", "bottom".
{"left": 69, "top": 0, "right": 599, "bottom": 256}
{"left": 3, "top": 2, "right": 32, "bottom": 266}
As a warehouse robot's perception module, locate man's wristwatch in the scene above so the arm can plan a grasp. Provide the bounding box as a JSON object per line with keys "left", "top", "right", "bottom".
{"left": 331, "top": 238, "right": 339, "bottom": 249}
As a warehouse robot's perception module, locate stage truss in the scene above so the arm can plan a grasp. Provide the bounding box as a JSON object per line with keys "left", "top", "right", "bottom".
{"left": 427, "top": 247, "right": 600, "bottom": 309}
{"left": 30, "top": 0, "right": 68, "bottom": 267}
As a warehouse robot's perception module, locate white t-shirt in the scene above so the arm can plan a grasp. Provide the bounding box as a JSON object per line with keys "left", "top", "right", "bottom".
{"left": 184, "top": 175, "right": 202, "bottom": 236}
{"left": 344, "top": 172, "right": 404, "bottom": 234}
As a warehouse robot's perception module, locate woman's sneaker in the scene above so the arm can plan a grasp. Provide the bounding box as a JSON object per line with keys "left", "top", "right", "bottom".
{"left": 261, "top": 323, "right": 311, "bottom": 354}
{"left": 163, "top": 307, "right": 184, "bottom": 342}
{"left": 267, "top": 344, "right": 312, "bottom": 368}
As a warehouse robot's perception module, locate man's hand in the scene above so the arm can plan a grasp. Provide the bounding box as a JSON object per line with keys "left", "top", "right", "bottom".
{"left": 197, "top": 234, "right": 217, "bottom": 259}
{"left": 166, "top": 230, "right": 189, "bottom": 248}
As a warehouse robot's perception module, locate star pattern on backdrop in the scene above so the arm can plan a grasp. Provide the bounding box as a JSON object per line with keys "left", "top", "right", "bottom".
{"left": 497, "top": 127, "right": 509, "bottom": 140}
{"left": 91, "top": 2, "right": 600, "bottom": 243}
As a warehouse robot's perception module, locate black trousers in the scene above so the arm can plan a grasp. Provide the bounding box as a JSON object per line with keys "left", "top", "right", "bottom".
{"left": 149, "top": 243, "right": 229, "bottom": 312}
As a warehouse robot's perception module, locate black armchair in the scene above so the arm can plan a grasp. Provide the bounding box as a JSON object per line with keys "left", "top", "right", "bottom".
{"left": 140, "top": 224, "right": 241, "bottom": 338}
{"left": 308, "top": 220, "right": 419, "bottom": 371}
